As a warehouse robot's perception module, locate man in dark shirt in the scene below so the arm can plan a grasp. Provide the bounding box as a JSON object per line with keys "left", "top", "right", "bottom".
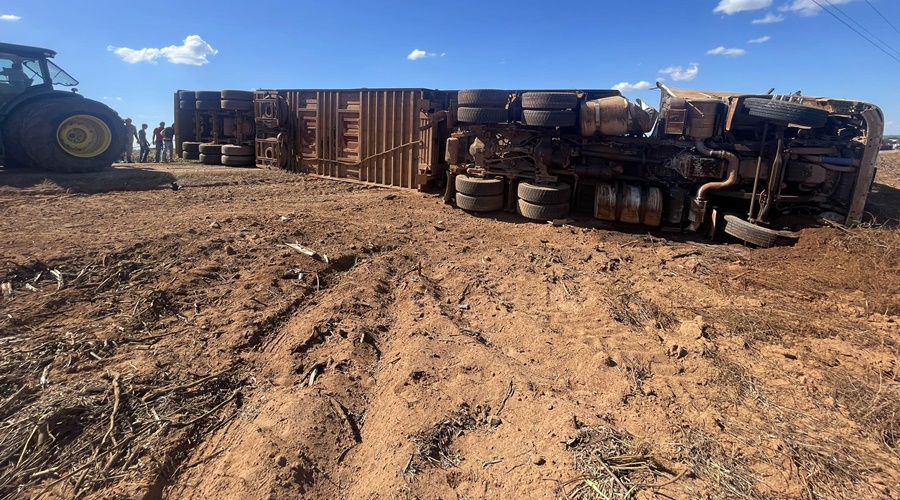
{"left": 162, "top": 125, "right": 175, "bottom": 162}
{"left": 152, "top": 122, "right": 165, "bottom": 162}
{"left": 138, "top": 124, "right": 150, "bottom": 163}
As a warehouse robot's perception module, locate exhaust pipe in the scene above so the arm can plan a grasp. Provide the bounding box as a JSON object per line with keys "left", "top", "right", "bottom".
{"left": 688, "top": 140, "right": 739, "bottom": 231}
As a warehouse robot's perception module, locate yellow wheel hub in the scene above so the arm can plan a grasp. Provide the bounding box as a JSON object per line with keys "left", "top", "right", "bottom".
{"left": 56, "top": 115, "right": 112, "bottom": 158}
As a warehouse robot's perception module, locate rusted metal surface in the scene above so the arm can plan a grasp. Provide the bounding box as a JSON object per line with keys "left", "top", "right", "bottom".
{"left": 253, "top": 89, "right": 453, "bottom": 190}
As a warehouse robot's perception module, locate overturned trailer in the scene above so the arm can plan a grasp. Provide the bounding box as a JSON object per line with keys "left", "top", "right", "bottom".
{"left": 174, "top": 85, "right": 883, "bottom": 247}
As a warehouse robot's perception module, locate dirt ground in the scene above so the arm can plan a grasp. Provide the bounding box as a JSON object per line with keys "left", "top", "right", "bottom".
{"left": 1, "top": 153, "right": 899, "bottom": 499}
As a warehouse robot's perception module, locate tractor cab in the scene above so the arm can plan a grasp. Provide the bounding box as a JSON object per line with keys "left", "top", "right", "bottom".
{"left": 0, "top": 42, "right": 78, "bottom": 110}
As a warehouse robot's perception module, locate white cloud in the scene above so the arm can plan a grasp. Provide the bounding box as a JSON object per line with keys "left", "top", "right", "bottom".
{"left": 440, "top": 52, "right": 446, "bottom": 57}
{"left": 103, "top": 96, "right": 122, "bottom": 101}
{"left": 659, "top": 64, "right": 699, "bottom": 81}
{"left": 407, "top": 49, "right": 436, "bottom": 61}
{"left": 706, "top": 46, "right": 747, "bottom": 56}
{"left": 752, "top": 12, "right": 784, "bottom": 23}
{"left": 108, "top": 35, "right": 217, "bottom": 66}
{"left": 781, "top": 0, "right": 858, "bottom": 16}
{"left": 713, "top": 0, "right": 772, "bottom": 14}
{"left": 0, "top": 14, "right": 21, "bottom": 21}
{"left": 612, "top": 81, "right": 653, "bottom": 91}
{"left": 748, "top": 35, "right": 771, "bottom": 43}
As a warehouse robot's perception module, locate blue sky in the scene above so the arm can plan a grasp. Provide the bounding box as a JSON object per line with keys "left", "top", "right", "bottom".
{"left": 3, "top": 0, "right": 900, "bottom": 133}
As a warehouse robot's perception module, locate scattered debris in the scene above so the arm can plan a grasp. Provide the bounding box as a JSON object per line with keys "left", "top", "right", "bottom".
{"left": 285, "top": 243, "right": 323, "bottom": 261}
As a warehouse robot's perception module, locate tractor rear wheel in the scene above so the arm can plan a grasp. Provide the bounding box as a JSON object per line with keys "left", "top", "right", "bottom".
{"left": 16, "top": 97, "right": 125, "bottom": 173}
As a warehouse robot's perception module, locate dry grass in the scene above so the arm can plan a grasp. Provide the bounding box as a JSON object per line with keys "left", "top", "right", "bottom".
{"left": 608, "top": 292, "right": 675, "bottom": 332}
{"left": 561, "top": 425, "right": 676, "bottom": 500}
{"left": 826, "top": 370, "right": 900, "bottom": 459}
{"left": 674, "top": 427, "right": 758, "bottom": 500}
{"left": 409, "top": 405, "right": 477, "bottom": 472}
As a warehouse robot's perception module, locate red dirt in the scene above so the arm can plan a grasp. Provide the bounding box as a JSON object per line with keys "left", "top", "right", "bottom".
{"left": 1, "top": 154, "right": 899, "bottom": 499}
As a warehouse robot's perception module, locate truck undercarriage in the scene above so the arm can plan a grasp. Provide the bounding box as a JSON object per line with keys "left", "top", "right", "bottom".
{"left": 444, "top": 85, "right": 883, "bottom": 246}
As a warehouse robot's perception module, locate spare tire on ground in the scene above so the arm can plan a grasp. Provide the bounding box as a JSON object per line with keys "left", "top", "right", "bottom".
{"left": 722, "top": 214, "right": 800, "bottom": 247}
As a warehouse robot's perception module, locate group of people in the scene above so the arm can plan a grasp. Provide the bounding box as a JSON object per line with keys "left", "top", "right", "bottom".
{"left": 121, "top": 119, "right": 175, "bottom": 163}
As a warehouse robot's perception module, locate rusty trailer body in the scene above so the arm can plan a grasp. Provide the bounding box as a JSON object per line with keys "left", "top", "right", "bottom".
{"left": 252, "top": 89, "right": 454, "bottom": 190}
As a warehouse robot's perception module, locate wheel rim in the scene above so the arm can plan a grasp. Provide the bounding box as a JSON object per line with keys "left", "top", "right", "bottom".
{"left": 56, "top": 115, "right": 112, "bottom": 158}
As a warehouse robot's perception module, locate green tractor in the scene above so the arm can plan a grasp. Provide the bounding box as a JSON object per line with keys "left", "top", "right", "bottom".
{"left": 0, "top": 42, "right": 126, "bottom": 172}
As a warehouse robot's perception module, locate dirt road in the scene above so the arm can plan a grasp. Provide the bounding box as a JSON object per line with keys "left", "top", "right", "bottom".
{"left": 1, "top": 154, "right": 899, "bottom": 499}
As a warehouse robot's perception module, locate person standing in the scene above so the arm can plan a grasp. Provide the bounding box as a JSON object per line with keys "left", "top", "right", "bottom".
{"left": 162, "top": 124, "right": 175, "bottom": 162}
{"left": 122, "top": 118, "right": 138, "bottom": 163}
{"left": 138, "top": 123, "right": 150, "bottom": 163}
{"left": 152, "top": 122, "right": 165, "bottom": 162}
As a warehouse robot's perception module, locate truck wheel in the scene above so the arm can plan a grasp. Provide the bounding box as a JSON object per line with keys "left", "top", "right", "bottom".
{"left": 456, "top": 193, "right": 504, "bottom": 212}
{"left": 182, "top": 141, "right": 202, "bottom": 153}
{"left": 521, "top": 92, "right": 578, "bottom": 110}
{"left": 722, "top": 214, "right": 800, "bottom": 247}
{"left": 221, "top": 155, "right": 256, "bottom": 167}
{"left": 522, "top": 109, "right": 576, "bottom": 127}
{"left": 221, "top": 100, "right": 254, "bottom": 111}
{"left": 179, "top": 100, "right": 196, "bottom": 110}
{"left": 516, "top": 199, "right": 569, "bottom": 220}
{"left": 221, "top": 144, "right": 254, "bottom": 156}
{"left": 199, "top": 153, "right": 222, "bottom": 165}
{"left": 743, "top": 98, "right": 828, "bottom": 128}
{"left": 18, "top": 97, "right": 125, "bottom": 173}
{"left": 517, "top": 181, "right": 571, "bottom": 204}
{"left": 198, "top": 143, "right": 223, "bottom": 154}
{"left": 455, "top": 174, "right": 504, "bottom": 196}
{"left": 458, "top": 89, "right": 509, "bottom": 108}
{"left": 183, "top": 151, "right": 200, "bottom": 161}
{"left": 457, "top": 107, "right": 508, "bottom": 124}
{"left": 221, "top": 90, "right": 253, "bottom": 100}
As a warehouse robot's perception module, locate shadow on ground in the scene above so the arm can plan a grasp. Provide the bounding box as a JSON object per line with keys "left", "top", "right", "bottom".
{"left": 0, "top": 165, "right": 177, "bottom": 194}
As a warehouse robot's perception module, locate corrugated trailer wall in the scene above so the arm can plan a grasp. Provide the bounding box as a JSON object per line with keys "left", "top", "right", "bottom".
{"left": 256, "top": 89, "right": 454, "bottom": 190}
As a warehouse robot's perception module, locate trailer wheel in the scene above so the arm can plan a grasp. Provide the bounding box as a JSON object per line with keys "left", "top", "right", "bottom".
{"left": 196, "top": 100, "right": 221, "bottom": 110}
{"left": 517, "top": 181, "right": 571, "bottom": 204}
{"left": 458, "top": 89, "right": 509, "bottom": 108}
{"left": 183, "top": 151, "right": 200, "bottom": 161}
{"left": 220, "top": 90, "right": 254, "bottom": 100}
{"left": 722, "top": 214, "right": 800, "bottom": 247}
{"left": 455, "top": 174, "right": 504, "bottom": 196}
{"left": 457, "top": 107, "right": 508, "bottom": 124}
{"left": 521, "top": 92, "right": 578, "bottom": 110}
{"left": 199, "top": 153, "right": 222, "bottom": 165}
{"left": 221, "top": 100, "right": 254, "bottom": 111}
{"left": 516, "top": 199, "right": 569, "bottom": 221}
{"left": 182, "top": 141, "right": 202, "bottom": 153}
{"left": 179, "top": 100, "right": 196, "bottom": 110}
{"left": 18, "top": 97, "right": 125, "bottom": 173}
{"left": 195, "top": 91, "right": 221, "bottom": 101}
{"left": 456, "top": 193, "right": 504, "bottom": 212}
{"left": 198, "top": 143, "right": 223, "bottom": 154}
{"left": 221, "top": 144, "right": 254, "bottom": 156}
{"left": 743, "top": 98, "right": 829, "bottom": 128}
{"left": 522, "top": 109, "right": 577, "bottom": 127}
{"left": 221, "top": 155, "right": 255, "bottom": 167}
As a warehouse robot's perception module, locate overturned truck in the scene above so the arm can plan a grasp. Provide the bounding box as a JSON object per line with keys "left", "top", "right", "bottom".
{"left": 175, "top": 85, "right": 883, "bottom": 247}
